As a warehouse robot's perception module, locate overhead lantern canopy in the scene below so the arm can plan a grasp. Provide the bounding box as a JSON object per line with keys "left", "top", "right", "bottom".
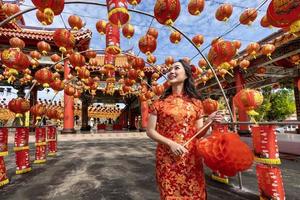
{"left": 106, "top": 0, "right": 130, "bottom": 27}
{"left": 105, "top": 23, "right": 121, "bottom": 55}
{"left": 32, "top": 0, "right": 65, "bottom": 25}
{"left": 154, "top": 0, "right": 181, "bottom": 26}
{"left": 267, "top": 0, "right": 300, "bottom": 33}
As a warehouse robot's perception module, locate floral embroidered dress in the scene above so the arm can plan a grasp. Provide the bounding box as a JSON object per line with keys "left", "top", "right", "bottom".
{"left": 149, "top": 93, "right": 206, "bottom": 200}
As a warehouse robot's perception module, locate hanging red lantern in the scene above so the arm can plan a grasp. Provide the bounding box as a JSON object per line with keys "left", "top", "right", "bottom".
{"left": 233, "top": 88, "right": 264, "bottom": 116}
{"left": 68, "top": 15, "right": 84, "bottom": 31}
{"left": 30, "top": 104, "right": 46, "bottom": 122}
{"left": 50, "top": 79, "right": 64, "bottom": 91}
{"left": 246, "top": 42, "right": 260, "bottom": 58}
{"left": 32, "top": 0, "right": 64, "bottom": 20}
{"left": 85, "top": 49, "right": 97, "bottom": 60}
{"left": 198, "top": 59, "right": 207, "bottom": 69}
{"left": 202, "top": 98, "right": 219, "bottom": 116}
{"left": 77, "top": 67, "right": 90, "bottom": 79}
{"left": 30, "top": 51, "right": 42, "bottom": 61}
{"left": 240, "top": 59, "right": 250, "bottom": 70}
{"left": 73, "top": 89, "right": 82, "bottom": 98}
{"left": 37, "top": 41, "right": 51, "bottom": 56}
{"left": 147, "top": 54, "right": 157, "bottom": 64}
{"left": 147, "top": 27, "right": 159, "bottom": 39}
{"left": 233, "top": 40, "right": 241, "bottom": 51}
{"left": 152, "top": 85, "right": 165, "bottom": 96}
{"left": 96, "top": 20, "right": 107, "bottom": 35}
{"left": 260, "top": 15, "right": 271, "bottom": 28}
{"left": 9, "top": 37, "right": 25, "bottom": 50}
{"left": 188, "top": 0, "right": 205, "bottom": 16}
{"left": 267, "top": 0, "right": 300, "bottom": 33}
{"left": 165, "top": 56, "right": 174, "bottom": 67}
{"left": 290, "top": 54, "right": 300, "bottom": 65}
{"left": 69, "top": 52, "right": 86, "bottom": 70}
{"left": 215, "top": 4, "right": 233, "bottom": 22}
{"left": 2, "top": 3, "right": 22, "bottom": 20}
{"left": 34, "top": 68, "right": 53, "bottom": 87}
{"left": 64, "top": 84, "right": 76, "bottom": 96}
{"left": 53, "top": 29, "right": 75, "bottom": 53}
{"left": 127, "top": 0, "right": 141, "bottom": 6}
{"left": 154, "top": 0, "right": 181, "bottom": 26}
{"left": 192, "top": 34, "right": 204, "bottom": 47}
{"left": 261, "top": 44, "right": 276, "bottom": 59}
{"left": 256, "top": 67, "right": 267, "bottom": 75}
{"left": 138, "top": 34, "right": 157, "bottom": 55}
{"left": 50, "top": 54, "right": 61, "bottom": 63}
{"left": 169, "top": 31, "right": 182, "bottom": 44}
{"left": 8, "top": 98, "right": 30, "bottom": 116}
{"left": 1, "top": 48, "right": 30, "bottom": 72}
{"left": 208, "top": 40, "right": 237, "bottom": 67}
{"left": 132, "top": 57, "right": 145, "bottom": 71}
{"left": 127, "top": 69, "right": 138, "bottom": 80}
{"left": 122, "top": 23, "right": 135, "bottom": 39}
{"left": 106, "top": 0, "right": 130, "bottom": 26}
{"left": 239, "top": 8, "right": 257, "bottom": 25}
{"left": 106, "top": 23, "right": 121, "bottom": 55}
{"left": 36, "top": 10, "right": 53, "bottom": 25}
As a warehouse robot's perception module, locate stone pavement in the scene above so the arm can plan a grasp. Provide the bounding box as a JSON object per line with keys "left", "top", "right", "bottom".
{"left": 1, "top": 132, "right": 299, "bottom": 200}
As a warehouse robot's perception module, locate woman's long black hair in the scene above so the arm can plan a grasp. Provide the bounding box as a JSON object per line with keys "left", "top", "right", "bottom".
{"left": 161, "top": 59, "right": 200, "bottom": 99}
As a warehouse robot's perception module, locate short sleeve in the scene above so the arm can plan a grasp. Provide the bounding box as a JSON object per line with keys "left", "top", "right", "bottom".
{"left": 192, "top": 98, "right": 204, "bottom": 119}
{"left": 148, "top": 100, "right": 161, "bottom": 115}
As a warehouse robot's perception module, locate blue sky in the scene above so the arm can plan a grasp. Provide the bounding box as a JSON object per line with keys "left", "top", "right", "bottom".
{"left": 1, "top": 0, "right": 278, "bottom": 104}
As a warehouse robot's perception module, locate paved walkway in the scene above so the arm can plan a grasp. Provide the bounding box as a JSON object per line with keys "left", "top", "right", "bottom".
{"left": 1, "top": 132, "right": 299, "bottom": 200}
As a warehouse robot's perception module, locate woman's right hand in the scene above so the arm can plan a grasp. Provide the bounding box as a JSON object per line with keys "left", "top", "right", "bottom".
{"left": 168, "top": 141, "right": 188, "bottom": 156}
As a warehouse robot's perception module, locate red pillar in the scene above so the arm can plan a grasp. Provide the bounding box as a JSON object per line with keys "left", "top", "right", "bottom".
{"left": 140, "top": 101, "right": 148, "bottom": 129}
{"left": 62, "top": 60, "right": 76, "bottom": 134}
{"left": 234, "top": 69, "right": 249, "bottom": 133}
{"left": 294, "top": 77, "right": 300, "bottom": 134}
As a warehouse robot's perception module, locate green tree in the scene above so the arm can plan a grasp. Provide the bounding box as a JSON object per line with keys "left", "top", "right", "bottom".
{"left": 255, "top": 87, "right": 296, "bottom": 121}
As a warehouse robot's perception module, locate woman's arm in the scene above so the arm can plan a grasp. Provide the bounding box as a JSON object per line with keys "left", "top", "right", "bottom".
{"left": 147, "top": 113, "right": 188, "bottom": 156}
{"left": 195, "top": 117, "right": 211, "bottom": 138}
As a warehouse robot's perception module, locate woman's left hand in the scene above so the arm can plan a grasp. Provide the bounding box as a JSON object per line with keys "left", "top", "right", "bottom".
{"left": 208, "top": 110, "right": 224, "bottom": 123}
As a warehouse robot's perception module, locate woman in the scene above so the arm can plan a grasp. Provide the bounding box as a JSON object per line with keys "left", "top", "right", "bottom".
{"left": 147, "top": 59, "right": 222, "bottom": 200}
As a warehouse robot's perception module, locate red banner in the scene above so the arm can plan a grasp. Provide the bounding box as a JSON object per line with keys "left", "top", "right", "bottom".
{"left": 256, "top": 164, "right": 285, "bottom": 200}
{"left": 15, "top": 150, "right": 31, "bottom": 174}
{"left": 34, "top": 127, "right": 47, "bottom": 164}
{"left": 14, "top": 127, "right": 31, "bottom": 174}
{"left": 0, "top": 156, "right": 9, "bottom": 187}
{"left": 47, "top": 126, "right": 57, "bottom": 156}
{"left": 105, "top": 23, "right": 121, "bottom": 55}
{"left": 251, "top": 125, "right": 281, "bottom": 164}
{"left": 0, "top": 128, "right": 8, "bottom": 156}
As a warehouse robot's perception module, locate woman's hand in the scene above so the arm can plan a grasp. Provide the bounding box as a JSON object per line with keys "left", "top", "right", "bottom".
{"left": 208, "top": 110, "right": 224, "bottom": 123}
{"left": 168, "top": 141, "right": 188, "bottom": 156}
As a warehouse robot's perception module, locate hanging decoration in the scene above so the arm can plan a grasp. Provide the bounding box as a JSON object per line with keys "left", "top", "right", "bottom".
{"left": 2, "top": 3, "right": 22, "bottom": 21}
{"left": 106, "top": 0, "right": 130, "bottom": 26}
{"left": 106, "top": 23, "right": 121, "bottom": 55}
{"left": 0, "top": 128, "right": 8, "bottom": 157}
{"left": 34, "top": 68, "right": 53, "bottom": 88}
{"left": 30, "top": 104, "right": 46, "bottom": 125}
{"left": 122, "top": 23, "right": 135, "bottom": 39}
{"left": 261, "top": 44, "right": 275, "bottom": 59}
{"left": 246, "top": 42, "right": 260, "bottom": 59}
{"left": 147, "top": 27, "right": 159, "bottom": 39}
{"left": 32, "top": 0, "right": 65, "bottom": 24}
{"left": 53, "top": 29, "right": 76, "bottom": 53}
{"left": 239, "top": 8, "right": 257, "bottom": 25}
{"left": 96, "top": 20, "right": 107, "bottom": 35}
{"left": 138, "top": 34, "right": 157, "bottom": 55}
{"left": 9, "top": 37, "right": 25, "bottom": 50}
{"left": 37, "top": 41, "right": 51, "bottom": 56}
{"left": 36, "top": 10, "right": 53, "bottom": 25}
{"left": 202, "top": 98, "right": 219, "bottom": 115}
{"left": 14, "top": 127, "right": 31, "bottom": 174}
{"left": 68, "top": 15, "right": 84, "bottom": 31}
{"left": 34, "top": 127, "right": 47, "bottom": 164}
{"left": 215, "top": 4, "right": 233, "bottom": 22}
{"left": 154, "top": 0, "right": 181, "bottom": 26}
{"left": 192, "top": 34, "right": 204, "bottom": 47}
{"left": 165, "top": 56, "right": 174, "bottom": 67}
{"left": 127, "top": 0, "right": 141, "bottom": 6}
{"left": 260, "top": 15, "right": 271, "bottom": 28}
{"left": 188, "top": 0, "right": 205, "bottom": 16}
{"left": 1, "top": 48, "right": 31, "bottom": 72}
{"left": 47, "top": 126, "right": 57, "bottom": 156}
{"left": 169, "top": 31, "right": 182, "bottom": 44}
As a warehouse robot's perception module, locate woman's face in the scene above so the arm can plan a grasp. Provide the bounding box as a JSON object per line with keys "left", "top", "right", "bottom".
{"left": 167, "top": 62, "right": 187, "bottom": 84}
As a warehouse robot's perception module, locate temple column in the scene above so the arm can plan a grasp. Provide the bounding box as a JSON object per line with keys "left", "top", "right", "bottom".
{"left": 140, "top": 101, "right": 148, "bottom": 131}
{"left": 294, "top": 76, "right": 300, "bottom": 134}
{"left": 62, "top": 60, "right": 76, "bottom": 134}
{"left": 80, "top": 93, "right": 91, "bottom": 132}
{"left": 234, "top": 68, "right": 250, "bottom": 134}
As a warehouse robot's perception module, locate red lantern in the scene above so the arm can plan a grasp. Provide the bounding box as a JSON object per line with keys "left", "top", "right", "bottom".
{"left": 122, "top": 23, "right": 135, "bottom": 39}
{"left": 215, "top": 4, "right": 233, "bottom": 21}
{"left": 208, "top": 40, "right": 237, "bottom": 67}
{"left": 69, "top": 52, "right": 86, "bottom": 69}
{"left": 30, "top": 51, "right": 42, "bottom": 61}
{"left": 53, "top": 29, "right": 75, "bottom": 53}
{"left": 2, "top": 3, "right": 21, "bottom": 20}
{"left": 267, "top": 0, "right": 300, "bottom": 33}
{"left": 127, "top": 0, "right": 141, "bottom": 6}
{"left": 138, "top": 34, "right": 157, "bottom": 55}
{"left": 261, "top": 44, "right": 275, "bottom": 59}
{"left": 256, "top": 67, "right": 267, "bottom": 75}
{"left": 127, "top": 69, "right": 138, "bottom": 80}
{"left": 192, "top": 34, "right": 204, "bottom": 47}
{"left": 35, "top": 68, "right": 53, "bottom": 87}
{"left": 147, "top": 27, "right": 158, "bottom": 39}
{"left": 106, "top": 0, "right": 129, "bottom": 26}
{"left": 233, "top": 40, "right": 241, "bottom": 50}
{"left": 36, "top": 10, "right": 53, "bottom": 25}
{"left": 96, "top": 20, "right": 107, "bottom": 35}
{"left": 50, "top": 54, "right": 61, "bottom": 62}
{"left": 152, "top": 85, "right": 165, "bottom": 96}
{"left": 77, "top": 67, "right": 90, "bottom": 79}
{"left": 8, "top": 98, "right": 30, "bottom": 116}
{"left": 165, "top": 56, "right": 174, "bottom": 67}
{"left": 198, "top": 59, "right": 207, "bottom": 69}
{"left": 239, "top": 8, "right": 257, "bottom": 25}
{"left": 147, "top": 54, "right": 156, "bottom": 64}
{"left": 1, "top": 48, "right": 30, "bottom": 71}
{"left": 169, "top": 31, "right": 182, "bottom": 44}
{"left": 233, "top": 89, "right": 263, "bottom": 116}
{"left": 64, "top": 84, "right": 76, "bottom": 96}
{"left": 154, "top": 0, "right": 181, "bottom": 26}
{"left": 188, "top": 0, "right": 205, "bottom": 16}
{"left": 50, "top": 79, "right": 64, "bottom": 91}
{"left": 260, "top": 15, "right": 271, "bottom": 28}
{"left": 32, "top": 0, "right": 64, "bottom": 19}
{"left": 240, "top": 59, "right": 250, "bottom": 70}
{"left": 202, "top": 98, "right": 219, "bottom": 115}
{"left": 132, "top": 57, "right": 145, "bottom": 71}
{"left": 85, "top": 49, "right": 97, "bottom": 60}
{"left": 9, "top": 37, "right": 25, "bottom": 50}
{"left": 106, "top": 23, "right": 121, "bottom": 55}
{"left": 30, "top": 104, "right": 46, "bottom": 121}
{"left": 246, "top": 42, "right": 260, "bottom": 58}
{"left": 68, "top": 15, "right": 84, "bottom": 30}
{"left": 37, "top": 41, "right": 51, "bottom": 56}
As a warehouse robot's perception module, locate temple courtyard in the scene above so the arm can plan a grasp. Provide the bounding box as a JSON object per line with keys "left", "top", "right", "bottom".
{"left": 0, "top": 131, "right": 299, "bottom": 200}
